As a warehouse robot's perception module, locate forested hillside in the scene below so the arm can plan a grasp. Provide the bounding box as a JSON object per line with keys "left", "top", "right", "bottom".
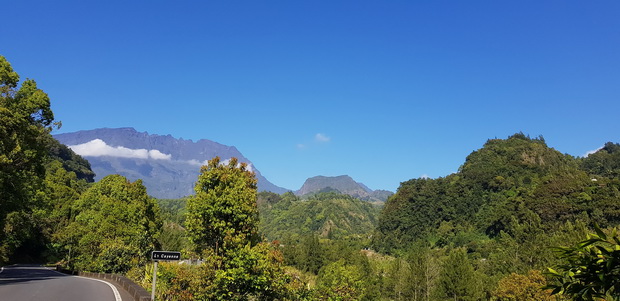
{"left": 371, "top": 133, "right": 620, "bottom": 299}
{"left": 258, "top": 191, "right": 380, "bottom": 241}
{"left": 375, "top": 133, "right": 620, "bottom": 253}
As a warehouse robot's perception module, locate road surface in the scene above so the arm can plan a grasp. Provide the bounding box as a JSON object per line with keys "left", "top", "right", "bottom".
{"left": 0, "top": 264, "right": 132, "bottom": 301}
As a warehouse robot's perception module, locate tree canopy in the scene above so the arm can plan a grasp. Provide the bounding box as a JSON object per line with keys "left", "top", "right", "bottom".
{"left": 186, "top": 156, "right": 260, "bottom": 255}
{"left": 375, "top": 134, "right": 620, "bottom": 253}
{"left": 0, "top": 55, "right": 59, "bottom": 263}
{"left": 58, "top": 175, "right": 161, "bottom": 273}
{"left": 258, "top": 191, "right": 380, "bottom": 241}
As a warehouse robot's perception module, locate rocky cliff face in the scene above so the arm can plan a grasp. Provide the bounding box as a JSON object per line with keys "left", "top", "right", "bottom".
{"left": 54, "top": 128, "right": 288, "bottom": 198}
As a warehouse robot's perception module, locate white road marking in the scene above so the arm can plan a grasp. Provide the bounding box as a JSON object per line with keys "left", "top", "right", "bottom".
{"left": 78, "top": 276, "right": 123, "bottom": 301}
{"left": 48, "top": 267, "right": 123, "bottom": 301}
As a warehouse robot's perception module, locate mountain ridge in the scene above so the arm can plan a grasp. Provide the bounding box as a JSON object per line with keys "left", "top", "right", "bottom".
{"left": 296, "top": 175, "right": 392, "bottom": 203}
{"left": 54, "top": 128, "right": 393, "bottom": 202}
{"left": 54, "top": 127, "right": 288, "bottom": 198}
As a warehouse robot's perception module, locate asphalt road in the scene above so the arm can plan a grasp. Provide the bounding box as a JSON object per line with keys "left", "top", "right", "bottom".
{"left": 0, "top": 264, "right": 132, "bottom": 301}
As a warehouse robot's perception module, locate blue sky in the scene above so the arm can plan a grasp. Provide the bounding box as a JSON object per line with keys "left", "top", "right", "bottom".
{"left": 3, "top": 1, "right": 619, "bottom": 192}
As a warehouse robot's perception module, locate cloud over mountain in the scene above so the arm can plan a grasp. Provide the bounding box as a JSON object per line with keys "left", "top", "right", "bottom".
{"left": 55, "top": 128, "right": 288, "bottom": 198}
{"left": 69, "top": 139, "right": 172, "bottom": 160}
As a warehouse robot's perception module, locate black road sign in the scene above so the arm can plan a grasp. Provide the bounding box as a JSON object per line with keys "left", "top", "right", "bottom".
{"left": 151, "top": 251, "right": 181, "bottom": 261}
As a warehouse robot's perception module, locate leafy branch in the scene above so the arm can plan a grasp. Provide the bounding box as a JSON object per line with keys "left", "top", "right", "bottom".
{"left": 546, "top": 224, "right": 620, "bottom": 301}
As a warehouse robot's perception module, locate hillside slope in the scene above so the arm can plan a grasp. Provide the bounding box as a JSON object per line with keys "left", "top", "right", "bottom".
{"left": 375, "top": 134, "right": 620, "bottom": 252}
{"left": 258, "top": 192, "right": 381, "bottom": 241}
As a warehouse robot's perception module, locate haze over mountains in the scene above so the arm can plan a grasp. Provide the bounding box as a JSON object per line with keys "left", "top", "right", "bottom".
{"left": 54, "top": 128, "right": 392, "bottom": 201}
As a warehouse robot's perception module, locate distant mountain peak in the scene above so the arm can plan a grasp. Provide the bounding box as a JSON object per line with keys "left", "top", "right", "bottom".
{"left": 296, "top": 175, "right": 392, "bottom": 203}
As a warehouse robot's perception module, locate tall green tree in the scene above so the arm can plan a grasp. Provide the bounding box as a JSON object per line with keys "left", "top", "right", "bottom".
{"left": 407, "top": 244, "right": 440, "bottom": 301}
{"left": 382, "top": 257, "right": 412, "bottom": 301}
{"left": 436, "top": 248, "right": 482, "bottom": 301}
{"left": 59, "top": 175, "right": 161, "bottom": 273}
{"left": 42, "top": 160, "right": 90, "bottom": 261}
{"left": 186, "top": 156, "right": 259, "bottom": 255}
{"left": 0, "top": 55, "right": 56, "bottom": 263}
{"left": 492, "top": 270, "right": 554, "bottom": 301}
{"left": 295, "top": 234, "right": 325, "bottom": 274}
{"left": 315, "top": 259, "right": 368, "bottom": 301}
{"left": 157, "top": 157, "right": 295, "bottom": 300}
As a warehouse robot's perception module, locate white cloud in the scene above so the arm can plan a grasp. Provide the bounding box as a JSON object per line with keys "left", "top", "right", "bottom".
{"left": 584, "top": 146, "right": 603, "bottom": 157}
{"left": 70, "top": 140, "right": 259, "bottom": 171}
{"left": 149, "top": 149, "right": 172, "bottom": 160}
{"left": 420, "top": 174, "right": 430, "bottom": 179}
{"left": 69, "top": 139, "right": 171, "bottom": 160}
{"left": 315, "top": 133, "right": 330, "bottom": 143}
{"left": 297, "top": 133, "right": 331, "bottom": 149}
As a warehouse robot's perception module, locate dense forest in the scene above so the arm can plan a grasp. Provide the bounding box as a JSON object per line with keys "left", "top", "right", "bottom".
{"left": 2, "top": 54, "right": 620, "bottom": 300}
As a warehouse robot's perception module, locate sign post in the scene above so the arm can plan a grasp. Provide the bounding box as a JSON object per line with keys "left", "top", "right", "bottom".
{"left": 151, "top": 251, "right": 181, "bottom": 301}
{"left": 151, "top": 261, "right": 157, "bottom": 301}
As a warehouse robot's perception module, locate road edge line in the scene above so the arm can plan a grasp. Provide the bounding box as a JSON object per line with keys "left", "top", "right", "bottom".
{"left": 47, "top": 268, "right": 122, "bottom": 301}
{"left": 78, "top": 276, "right": 123, "bottom": 301}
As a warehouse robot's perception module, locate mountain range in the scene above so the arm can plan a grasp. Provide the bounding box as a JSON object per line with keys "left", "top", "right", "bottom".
{"left": 54, "top": 128, "right": 287, "bottom": 198}
{"left": 54, "top": 128, "right": 392, "bottom": 201}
